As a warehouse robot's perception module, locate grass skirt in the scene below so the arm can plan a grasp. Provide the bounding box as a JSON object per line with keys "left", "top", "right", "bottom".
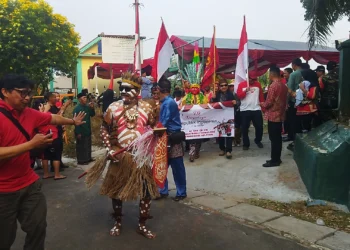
{"left": 86, "top": 151, "right": 159, "bottom": 201}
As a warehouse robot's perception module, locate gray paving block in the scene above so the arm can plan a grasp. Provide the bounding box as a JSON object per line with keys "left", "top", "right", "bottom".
{"left": 264, "top": 216, "right": 336, "bottom": 243}
{"left": 222, "top": 204, "right": 283, "bottom": 224}
{"left": 191, "top": 195, "right": 238, "bottom": 210}
{"left": 170, "top": 189, "right": 206, "bottom": 199}
{"left": 317, "top": 231, "right": 350, "bottom": 250}
{"left": 187, "top": 190, "right": 206, "bottom": 199}
{"left": 168, "top": 183, "right": 176, "bottom": 191}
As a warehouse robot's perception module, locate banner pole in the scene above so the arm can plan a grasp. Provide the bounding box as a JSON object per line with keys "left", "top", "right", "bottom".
{"left": 213, "top": 25, "right": 216, "bottom": 95}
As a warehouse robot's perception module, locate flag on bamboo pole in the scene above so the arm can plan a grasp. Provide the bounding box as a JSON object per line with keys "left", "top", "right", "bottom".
{"left": 234, "top": 16, "right": 249, "bottom": 93}
{"left": 202, "top": 26, "right": 219, "bottom": 89}
{"left": 108, "top": 68, "right": 114, "bottom": 90}
{"left": 193, "top": 41, "right": 200, "bottom": 72}
{"left": 193, "top": 42, "right": 200, "bottom": 64}
{"left": 152, "top": 21, "right": 173, "bottom": 82}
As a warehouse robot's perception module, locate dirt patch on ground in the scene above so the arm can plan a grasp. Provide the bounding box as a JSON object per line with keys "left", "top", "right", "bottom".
{"left": 248, "top": 199, "right": 350, "bottom": 233}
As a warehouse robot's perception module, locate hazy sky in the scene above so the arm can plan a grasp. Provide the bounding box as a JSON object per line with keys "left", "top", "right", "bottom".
{"left": 47, "top": 0, "right": 349, "bottom": 59}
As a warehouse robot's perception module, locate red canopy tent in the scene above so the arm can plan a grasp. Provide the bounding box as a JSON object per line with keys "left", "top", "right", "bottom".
{"left": 170, "top": 35, "right": 339, "bottom": 78}
{"left": 87, "top": 36, "right": 339, "bottom": 81}
{"left": 87, "top": 58, "right": 154, "bottom": 80}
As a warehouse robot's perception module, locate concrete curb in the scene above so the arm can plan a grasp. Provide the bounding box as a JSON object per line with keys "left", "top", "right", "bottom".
{"left": 178, "top": 187, "right": 349, "bottom": 250}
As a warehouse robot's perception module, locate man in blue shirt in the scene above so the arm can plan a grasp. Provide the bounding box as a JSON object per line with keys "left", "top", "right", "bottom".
{"left": 157, "top": 78, "right": 187, "bottom": 201}
{"left": 141, "top": 70, "right": 153, "bottom": 99}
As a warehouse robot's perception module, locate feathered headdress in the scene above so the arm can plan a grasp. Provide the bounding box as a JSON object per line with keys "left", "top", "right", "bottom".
{"left": 121, "top": 72, "right": 142, "bottom": 89}
{"left": 180, "top": 62, "right": 203, "bottom": 88}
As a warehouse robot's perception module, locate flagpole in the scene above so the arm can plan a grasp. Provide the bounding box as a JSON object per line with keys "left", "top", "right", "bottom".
{"left": 134, "top": 0, "right": 142, "bottom": 74}
{"left": 245, "top": 16, "right": 249, "bottom": 87}
{"left": 213, "top": 25, "right": 216, "bottom": 95}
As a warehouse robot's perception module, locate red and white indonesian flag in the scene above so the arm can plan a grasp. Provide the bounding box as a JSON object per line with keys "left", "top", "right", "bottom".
{"left": 234, "top": 16, "right": 249, "bottom": 93}
{"left": 152, "top": 21, "right": 173, "bottom": 82}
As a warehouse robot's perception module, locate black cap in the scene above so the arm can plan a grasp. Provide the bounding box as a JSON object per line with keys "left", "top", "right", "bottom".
{"left": 327, "top": 61, "right": 338, "bottom": 71}
{"left": 314, "top": 66, "right": 325, "bottom": 72}
{"left": 77, "top": 92, "right": 87, "bottom": 99}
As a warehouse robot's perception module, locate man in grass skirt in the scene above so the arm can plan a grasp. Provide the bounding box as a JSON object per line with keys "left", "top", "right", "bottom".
{"left": 85, "top": 72, "right": 161, "bottom": 239}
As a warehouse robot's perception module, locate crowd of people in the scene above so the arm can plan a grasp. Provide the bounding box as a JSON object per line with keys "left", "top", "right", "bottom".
{"left": 156, "top": 59, "right": 338, "bottom": 167}
{"left": 0, "top": 57, "right": 339, "bottom": 248}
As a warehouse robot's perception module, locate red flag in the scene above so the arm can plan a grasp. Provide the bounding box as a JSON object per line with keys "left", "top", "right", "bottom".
{"left": 234, "top": 16, "right": 249, "bottom": 93}
{"left": 202, "top": 26, "right": 219, "bottom": 89}
{"left": 152, "top": 21, "right": 173, "bottom": 82}
{"left": 108, "top": 69, "right": 114, "bottom": 90}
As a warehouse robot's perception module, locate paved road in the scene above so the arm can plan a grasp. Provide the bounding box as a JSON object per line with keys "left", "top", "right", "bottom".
{"left": 12, "top": 168, "right": 310, "bottom": 250}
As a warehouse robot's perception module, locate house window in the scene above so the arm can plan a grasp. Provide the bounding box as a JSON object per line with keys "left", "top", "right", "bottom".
{"left": 98, "top": 40, "right": 102, "bottom": 54}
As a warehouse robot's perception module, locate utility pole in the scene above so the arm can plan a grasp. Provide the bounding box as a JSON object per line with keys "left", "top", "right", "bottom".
{"left": 133, "top": 0, "right": 142, "bottom": 74}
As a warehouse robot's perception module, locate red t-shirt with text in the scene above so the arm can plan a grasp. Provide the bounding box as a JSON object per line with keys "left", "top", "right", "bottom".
{"left": 0, "top": 100, "right": 52, "bottom": 192}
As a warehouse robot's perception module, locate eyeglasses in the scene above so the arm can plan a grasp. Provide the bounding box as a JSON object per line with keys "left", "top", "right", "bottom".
{"left": 14, "top": 88, "right": 33, "bottom": 98}
{"left": 220, "top": 84, "right": 228, "bottom": 87}
{"left": 119, "top": 86, "right": 133, "bottom": 92}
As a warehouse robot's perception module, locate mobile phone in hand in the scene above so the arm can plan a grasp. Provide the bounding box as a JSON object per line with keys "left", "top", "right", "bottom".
{"left": 46, "top": 129, "right": 53, "bottom": 138}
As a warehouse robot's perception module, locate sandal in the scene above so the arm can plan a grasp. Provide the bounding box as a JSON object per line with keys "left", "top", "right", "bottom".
{"left": 137, "top": 224, "right": 156, "bottom": 239}
{"left": 54, "top": 176, "right": 67, "bottom": 181}
{"left": 43, "top": 176, "right": 54, "bottom": 180}
{"left": 173, "top": 196, "right": 187, "bottom": 202}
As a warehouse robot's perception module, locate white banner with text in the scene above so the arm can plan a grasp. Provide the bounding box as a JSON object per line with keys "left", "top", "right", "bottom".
{"left": 180, "top": 102, "right": 235, "bottom": 139}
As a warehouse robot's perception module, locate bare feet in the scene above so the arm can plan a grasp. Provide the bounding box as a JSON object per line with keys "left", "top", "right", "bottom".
{"left": 54, "top": 175, "right": 67, "bottom": 181}
{"left": 43, "top": 175, "right": 54, "bottom": 179}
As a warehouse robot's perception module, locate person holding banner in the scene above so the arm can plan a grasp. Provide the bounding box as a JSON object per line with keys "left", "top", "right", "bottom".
{"left": 181, "top": 63, "right": 209, "bottom": 162}
{"left": 212, "top": 79, "right": 238, "bottom": 159}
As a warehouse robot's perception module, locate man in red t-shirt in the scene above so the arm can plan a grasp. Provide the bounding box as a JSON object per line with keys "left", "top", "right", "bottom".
{"left": 0, "top": 74, "right": 86, "bottom": 250}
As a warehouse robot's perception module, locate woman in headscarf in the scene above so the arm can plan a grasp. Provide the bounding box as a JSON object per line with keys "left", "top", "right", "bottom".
{"left": 295, "top": 69, "right": 319, "bottom": 133}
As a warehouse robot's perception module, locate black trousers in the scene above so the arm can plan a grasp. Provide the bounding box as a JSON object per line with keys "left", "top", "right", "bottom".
{"left": 241, "top": 110, "right": 263, "bottom": 147}
{"left": 268, "top": 121, "right": 283, "bottom": 162}
{"left": 295, "top": 114, "right": 313, "bottom": 133}
{"left": 283, "top": 111, "right": 289, "bottom": 134}
{"left": 0, "top": 181, "right": 47, "bottom": 250}
{"left": 76, "top": 135, "right": 92, "bottom": 163}
{"left": 219, "top": 137, "right": 233, "bottom": 153}
{"left": 286, "top": 102, "right": 297, "bottom": 140}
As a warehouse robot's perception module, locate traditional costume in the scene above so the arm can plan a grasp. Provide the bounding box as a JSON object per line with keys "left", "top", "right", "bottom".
{"left": 85, "top": 73, "right": 161, "bottom": 239}
{"left": 181, "top": 63, "right": 208, "bottom": 162}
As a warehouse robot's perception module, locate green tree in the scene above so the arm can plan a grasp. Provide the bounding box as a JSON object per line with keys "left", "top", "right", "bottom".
{"left": 301, "top": 0, "right": 350, "bottom": 48}
{"left": 0, "top": 0, "right": 80, "bottom": 94}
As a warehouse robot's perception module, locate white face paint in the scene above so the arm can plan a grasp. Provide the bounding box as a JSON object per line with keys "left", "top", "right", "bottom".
{"left": 121, "top": 82, "right": 138, "bottom": 102}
